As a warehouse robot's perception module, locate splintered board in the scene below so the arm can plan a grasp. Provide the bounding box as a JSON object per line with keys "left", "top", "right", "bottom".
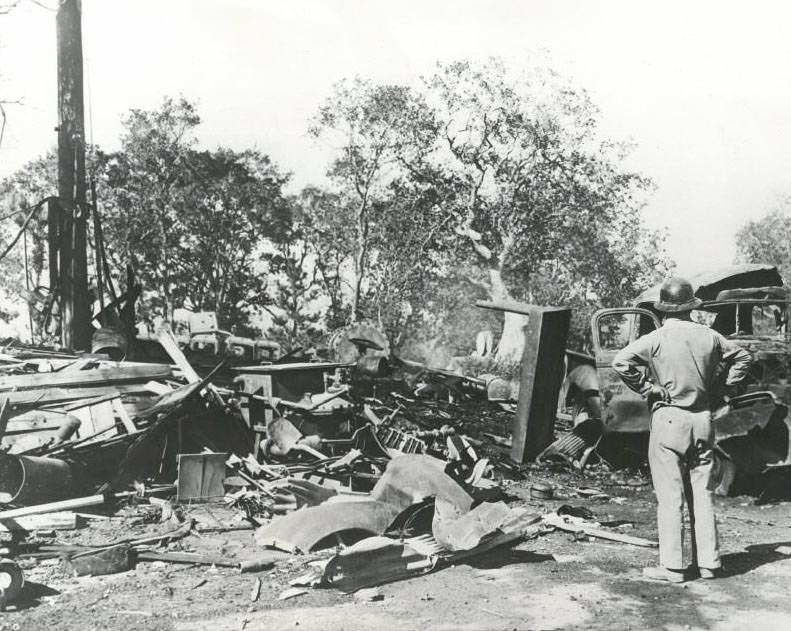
{"left": 70, "top": 400, "right": 119, "bottom": 442}
{"left": 176, "top": 453, "right": 228, "bottom": 503}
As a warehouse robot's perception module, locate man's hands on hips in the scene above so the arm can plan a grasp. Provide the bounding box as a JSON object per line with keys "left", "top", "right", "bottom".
{"left": 640, "top": 382, "right": 671, "bottom": 408}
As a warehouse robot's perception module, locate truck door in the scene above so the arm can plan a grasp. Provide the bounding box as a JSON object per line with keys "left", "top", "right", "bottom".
{"left": 591, "top": 308, "right": 661, "bottom": 433}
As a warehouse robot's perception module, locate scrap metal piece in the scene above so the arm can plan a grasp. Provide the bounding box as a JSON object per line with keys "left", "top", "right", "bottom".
{"left": 370, "top": 454, "right": 473, "bottom": 515}
{"left": 266, "top": 417, "right": 303, "bottom": 454}
{"left": 376, "top": 427, "right": 427, "bottom": 454}
{"left": 432, "top": 500, "right": 512, "bottom": 552}
{"left": 67, "top": 544, "right": 132, "bottom": 576}
{"left": 536, "top": 418, "right": 604, "bottom": 468}
{"left": 712, "top": 391, "right": 790, "bottom": 494}
{"left": 714, "top": 391, "right": 788, "bottom": 446}
{"left": 322, "top": 535, "right": 438, "bottom": 593}
{"left": 0, "top": 559, "right": 24, "bottom": 609}
{"left": 255, "top": 455, "right": 474, "bottom": 553}
{"left": 268, "top": 477, "right": 338, "bottom": 508}
{"left": 254, "top": 500, "right": 401, "bottom": 554}
{"left": 329, "top": 324, "right": 389, "bottom": 364}
{"left": 0, "top": 453, "right": 74, "bottom": 505}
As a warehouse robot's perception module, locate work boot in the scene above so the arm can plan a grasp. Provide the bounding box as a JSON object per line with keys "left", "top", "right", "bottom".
{"left": 697, "top": 567, "right": 723, "bottom": 579}
{"left": 642, "top": 566, "right": 685, "bottom": 583}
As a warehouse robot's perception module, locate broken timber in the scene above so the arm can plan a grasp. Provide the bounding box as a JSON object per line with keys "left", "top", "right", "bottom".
{"left": 476, "top": 300, "right": 571, "bottom": 462}
{"left": 0, "top": 364, "right": 173, "bottom": 391}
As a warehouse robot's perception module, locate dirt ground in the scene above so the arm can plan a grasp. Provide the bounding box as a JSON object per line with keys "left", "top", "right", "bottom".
{"left": 3, "top": 469, "right": 791, "bottom": 631}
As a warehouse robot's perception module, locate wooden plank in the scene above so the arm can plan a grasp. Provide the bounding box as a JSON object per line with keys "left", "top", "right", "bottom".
{"left": 0, "top": 494, "right": 106, "bottom": 519}
{"left": 1, "top": 385, "right": 143, "bottom": 408}
{"left": 176, "top": 453, "right": 227, "bottom": 502}
{"left": 71, "top": 400, "right": 117, "bottom": 442}
{"left": 511, "top": 306, "right": 571, "bottom": 462}
{"left": 4, "top": 414, "right": 64, "bottom": 435}
{"left": 135, "top": 550, "right": 281, "bottom": 571}
{"left": 550, "top": 521, "right": 658, "bottom": 547}
{"left": 0, "top": 362, "right": 26, "bottom": 372}
{"left": 55, "top": 358, "right": 97, "bottom": 372}
{"left": 0, "top": 364, "right": 173, "bottom": 392}
{"left": 112, "top": 398, "right": 138, "bottom": 435}
{"left": 0, "top": 511, "right": 78, "bottom": 533}
{"left": 476, "top": 301, "right": 571, "bottom": 463}
{"left": 476, "top": 300, "right": 571, "bottom": 317}
{"left": 143, "top": 380, "right": 172, "bottom": 395}
{"left": 232, "top": 362, "right": 344, "bottom": 373}
{"left": 63, "top": 393, "right": 121, "bottom": 412}
{"left": 261, "top": 375, "right": 273, "bottom": 425}
{"left": 158, "top": 330, "right": 200, "bottom": 384}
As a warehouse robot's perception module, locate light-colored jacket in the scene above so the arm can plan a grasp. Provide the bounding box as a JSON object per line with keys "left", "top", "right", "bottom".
{"left": 612, "top": 318, "right": 752, "bottom": 412}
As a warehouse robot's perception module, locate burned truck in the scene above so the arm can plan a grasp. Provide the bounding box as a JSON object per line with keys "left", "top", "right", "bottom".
{"left": 565, "top": 264, "right": 791, "bottom": 495}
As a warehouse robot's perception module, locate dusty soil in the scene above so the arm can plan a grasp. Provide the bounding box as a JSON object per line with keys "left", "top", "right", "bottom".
{"left": 3, "top": 470, "right": 791, "bottom": 631}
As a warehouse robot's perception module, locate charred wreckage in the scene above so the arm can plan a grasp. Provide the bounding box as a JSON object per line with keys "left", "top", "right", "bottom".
{"left": 0, "top": 264, "right": 789, "bottom": 608}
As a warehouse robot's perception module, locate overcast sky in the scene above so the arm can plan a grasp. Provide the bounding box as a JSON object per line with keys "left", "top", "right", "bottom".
{"left": 2, "top": 0, "right": 791, "bottom": 275}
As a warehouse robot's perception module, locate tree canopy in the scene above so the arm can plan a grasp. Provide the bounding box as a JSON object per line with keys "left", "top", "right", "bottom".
{"left": 1, "top": 59, "right": 671, "bottom": 360}
{"left": 735, "top": 197, "right": 791, "bottom": 283}
{"left": 96, "top": 97, "right": 293, "bottom": 331}
{"left": 308, "top": 59, "right": 670, "bottom": 357}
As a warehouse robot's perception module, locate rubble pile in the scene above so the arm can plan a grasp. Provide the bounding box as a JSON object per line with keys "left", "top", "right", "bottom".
{"left": 4, "top": 301, "right": 788, "bottom": 615}
{"left": 0, "top": 330, "right": 660, "bottom": 612}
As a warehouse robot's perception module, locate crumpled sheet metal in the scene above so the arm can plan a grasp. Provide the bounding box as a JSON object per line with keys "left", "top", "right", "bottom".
{"left": 322, "top": 535, "right": 439, "bottom": 593}
{"left": 432, "top": 500, "right": 513, "bottom": 552}
{"left": 255, "top": 500, "right": 401, "bottom": 554}
{"left": 714, "top": 392, "right": 790, "bottom": 478}
{"left": 371, "top": 454, "right": 473, "bottom": 515}
{"left": 256, "top": 455, "right": 473, "bottom": 554}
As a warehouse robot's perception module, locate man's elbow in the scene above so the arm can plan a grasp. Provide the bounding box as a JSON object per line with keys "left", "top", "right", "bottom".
{"left": 611, "top": 358, "right": 626, "bottom": 376}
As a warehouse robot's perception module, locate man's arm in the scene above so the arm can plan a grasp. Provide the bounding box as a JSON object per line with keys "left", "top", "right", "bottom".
{"left": 612, "top": 335, "right": 655, "bottom": 395}
{"left": 715, "top": 333, "right": 752, "bottom": 385}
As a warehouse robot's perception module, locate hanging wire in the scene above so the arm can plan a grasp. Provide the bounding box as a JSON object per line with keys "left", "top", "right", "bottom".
{"left": 0, "top": 207, "right": 30, "bottom": 222}
{"left": 27, "top": 0, "right": 57, "bottom": 12}
{"left": 0, "top": 197, "right": 55, "bottom": 263}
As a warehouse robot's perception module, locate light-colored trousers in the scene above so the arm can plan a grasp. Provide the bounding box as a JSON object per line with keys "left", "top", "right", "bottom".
{"left": 648, "top": 406, "right": 721, "bottom": 570}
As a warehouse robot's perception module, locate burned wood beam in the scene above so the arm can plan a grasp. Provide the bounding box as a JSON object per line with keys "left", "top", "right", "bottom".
{"left": 476, "top": 300, "right": 571, "bottom": 463}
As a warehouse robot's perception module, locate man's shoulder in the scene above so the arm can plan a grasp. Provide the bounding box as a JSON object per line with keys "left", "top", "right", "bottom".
{"left": 661, "top": 319, "right": 721, "bottom": 342}
{"left": 661, "top": 319, "right": 711, "bottom": 332}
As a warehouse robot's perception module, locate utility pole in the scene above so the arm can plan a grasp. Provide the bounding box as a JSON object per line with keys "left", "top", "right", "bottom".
{"left": 55, "top": 0, "right": 90, "bottom": 351}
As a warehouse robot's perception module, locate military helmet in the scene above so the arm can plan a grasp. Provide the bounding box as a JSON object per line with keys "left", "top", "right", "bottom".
{"left": 654, "top": 276, "right": 702, "bottom": 313}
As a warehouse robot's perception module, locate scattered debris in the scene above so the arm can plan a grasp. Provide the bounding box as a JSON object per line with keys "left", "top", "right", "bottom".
{"left": 4, "top": 298, "right": 779, "bottom": 619}
{"left": 278, "top": 587, "right": 308, "bottom": 601}
{"left": 0, "top": 559, "right": 24, "bottom": 610}
{"left": 250, "top": 577, "right": 261, "bottom": 602}
{"left": 354, "top": 587, "right": 384, "bottom": 602}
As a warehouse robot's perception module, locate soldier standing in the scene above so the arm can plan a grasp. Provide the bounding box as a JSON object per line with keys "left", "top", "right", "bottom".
{"left": 612, "top": 277, "right": 751, "bottom": 582}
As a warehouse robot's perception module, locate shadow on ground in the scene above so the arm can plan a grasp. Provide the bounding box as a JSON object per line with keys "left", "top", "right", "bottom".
{"left": 463, "top": 547, "right": 554, "bottom": 570}
{"left": 720, "top": 541, "right": 791, "bottom": 577}
{"left": 6, "top": 580, "right": 60, "bottom": 611}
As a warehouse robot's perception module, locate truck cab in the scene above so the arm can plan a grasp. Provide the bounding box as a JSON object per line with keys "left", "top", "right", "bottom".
{"left": 568, "top": 264, "right": 791, "bottom": 487}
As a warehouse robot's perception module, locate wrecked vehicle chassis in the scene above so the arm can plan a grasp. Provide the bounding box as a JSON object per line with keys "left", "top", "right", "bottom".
{"left": 564, "top": 264, "right": 791, "bottom": 492}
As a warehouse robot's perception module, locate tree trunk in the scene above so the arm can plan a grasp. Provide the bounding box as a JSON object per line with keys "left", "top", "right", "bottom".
{"left": 489, "top": 267, "right": 528, "bottom": 362}
{"left": 351, "top": 261, "right": 362, "bottom": 324}
{"left": 351, "top": 190, "right": 370, "bottom": 324}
